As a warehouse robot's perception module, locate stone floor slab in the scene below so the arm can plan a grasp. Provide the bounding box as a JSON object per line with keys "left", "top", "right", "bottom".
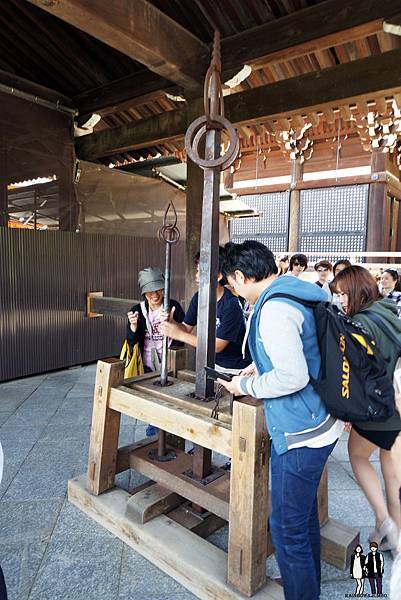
{"left": 0, "top": 499, "right": 62, "bottom": 543}
{"left": 2, "top": 442, "right": 86, "bottom": 501}
{"left": 118, "top": 547, "right": 198, "bottom": 600}
{"left": 327, "top": 461, "right": 360, "bottom": 491}
{"left": 51, "top": 500, "right": 115, "bottom": 541}
{"left": 329, "top": 489, "right": 375, "bottom": 527}
{"left": 0, "top": 541, "right": 47, "bottom": 600}
{"left": 28, "top": 537, "right": 123, "bottom": 600}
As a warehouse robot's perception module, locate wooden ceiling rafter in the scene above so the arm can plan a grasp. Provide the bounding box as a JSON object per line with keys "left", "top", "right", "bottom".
{"left": 221, "top": 0, "right": 401, "bottom": 78}
{"left": 26, "top": 0, "right": 209, "bottom": 94}
{"left": 74, "top": 71, "right": 176, "bottom": 118}
{"left": 76, "top": 48, "right": 401, "bottom": 162}
{"left": 21, "top": 0, "right": 401, "bottom": 124}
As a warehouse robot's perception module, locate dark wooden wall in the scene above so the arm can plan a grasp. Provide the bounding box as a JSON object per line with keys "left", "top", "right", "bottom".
{"left": 0, "top": 229, "right": 185, "bottom": 381}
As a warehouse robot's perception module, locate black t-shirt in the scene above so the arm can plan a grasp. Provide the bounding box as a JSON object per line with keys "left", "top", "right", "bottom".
{"left": 184, "top": 287, "right": 251, "bottom": 370}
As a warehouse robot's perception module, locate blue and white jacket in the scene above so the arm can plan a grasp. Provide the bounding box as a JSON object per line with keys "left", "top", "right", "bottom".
{"left": 239, "top": 275, "right": 340, "bottom": 455}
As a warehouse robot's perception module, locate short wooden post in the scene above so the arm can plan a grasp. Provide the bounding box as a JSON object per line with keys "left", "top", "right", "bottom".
{"left": 87, "top": 360, "right": 124, "bottom": 495}
{"left": 228, "top": 398, "right": 268, "bottom": 597}
{"left": 288, "top": 158, "right": 303, "bottom": 252}
{"left": 168, "top": 347, "right": 187, "bottom": 377}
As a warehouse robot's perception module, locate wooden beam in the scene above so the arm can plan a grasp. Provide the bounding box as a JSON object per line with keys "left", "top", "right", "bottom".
{"left": 86, "top": 360, "right": 124, "bottom": 495}
{"left": 228, "top": 398, "right": 268, "bottom": 597}
{"left": 221, "top": 0, "right": 401, "bottom": 77}
{"left": 0, "top": 68, "right": 73, "bottom": 108}
{"left": 68, "top": 476, "right": 284, "bottom": 600}
{"left": 76, "top": 49, "right": 401, "bottom": 160}
{"left": 122, "top": 442, "right": 231, "bottom": 521}
{"left": 26, "top": 0, "right": 208, "bottom": 93}
{"left": 125, "top": 483, "right": 184, "bottom": 523}
{"left": 74, "top": 71, "right": 175, "bottom": 117}
{"left": 73, "top": 1, "right": 398, "bottom": 118}
{"left": 108, "top": 385, "right": 232, "bottom": 457}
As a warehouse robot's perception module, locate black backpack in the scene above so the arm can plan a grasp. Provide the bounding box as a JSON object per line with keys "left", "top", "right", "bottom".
{"left": 268, "top": 293, "right": 398, "bottom": 423}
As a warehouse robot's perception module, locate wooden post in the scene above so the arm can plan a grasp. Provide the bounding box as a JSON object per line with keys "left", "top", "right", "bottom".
{"left": 185, "top": 156, "right": 203, "bottom": 369}
{"left": 396, "top": 200, "right": 401, "bottom": 255}
{"left": 366, "top": 150, "right": 390, "bottom": 256}
{"left": 0, "top": 142, "right": 8, "bottom": 228}
{"left": 58, "top": 155, "right": 79, "bottom": 232}
{"left": 287, "top": 158, "right": 303, "bottom": 252}
{"left": 185, "top": 155, "right": 213, "bottom": 486}
{"left": 228, "top": 398, "right": 268, "bottom": 597}
{"left": 87, "top": 360, "right": 124, "bottom": 495}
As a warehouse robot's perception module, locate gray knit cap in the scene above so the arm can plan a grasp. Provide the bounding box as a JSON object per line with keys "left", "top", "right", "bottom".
{"left": 138, "top": 267, "right": 165, "bottom": 295}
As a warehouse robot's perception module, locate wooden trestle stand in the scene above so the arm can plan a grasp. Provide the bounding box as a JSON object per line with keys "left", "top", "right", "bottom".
{"left": 68, "top": 354, "right": 359, "bottom": 600}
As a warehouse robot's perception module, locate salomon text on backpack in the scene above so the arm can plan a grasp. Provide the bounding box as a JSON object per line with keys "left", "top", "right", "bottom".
{"left": 268, "top": 293, "right": 397, "bottom": 423}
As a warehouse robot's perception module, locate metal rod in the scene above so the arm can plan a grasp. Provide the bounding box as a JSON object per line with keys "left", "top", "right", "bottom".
{"left": 0, "top": 83, "right": 77, "bottom": 116}
{"left": 157, "top": 429, "right": 166, "bottom": 458}
{"left": 194, "top": 44, "right": 221, "bottom": 401}
{"left": 160, "top": 238, "right": 171, "bottom": 386}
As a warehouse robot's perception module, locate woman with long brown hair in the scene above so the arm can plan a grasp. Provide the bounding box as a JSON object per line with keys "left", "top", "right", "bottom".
{"left": 333, "top": 265, "right": 401, "bottom": 556}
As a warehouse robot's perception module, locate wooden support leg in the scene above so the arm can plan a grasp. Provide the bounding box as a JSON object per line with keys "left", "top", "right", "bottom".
{"left": 87, "top": 360, "right": 124, "bottom": 495}
{"left": 228, "top": 398, "right": 268, "bottom": 597}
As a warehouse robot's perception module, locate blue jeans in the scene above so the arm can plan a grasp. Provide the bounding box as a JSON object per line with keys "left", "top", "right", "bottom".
{"left": 270, "top": 441, "right": 336, "bottom": 600}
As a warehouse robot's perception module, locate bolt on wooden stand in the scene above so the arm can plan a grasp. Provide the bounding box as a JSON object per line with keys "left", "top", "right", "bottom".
{"left": 69, "top": 31, "right": 359, "bottom": 600}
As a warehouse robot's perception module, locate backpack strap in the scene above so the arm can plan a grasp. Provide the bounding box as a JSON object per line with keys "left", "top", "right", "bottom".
{"left": 362, "top": 310, "right": 401, "bottom": 353}
{"left": 267, "top": 292, "right": 319, "bottom": 310}
{"left": 267, "top": 292, "right": 323, "bottom": 387}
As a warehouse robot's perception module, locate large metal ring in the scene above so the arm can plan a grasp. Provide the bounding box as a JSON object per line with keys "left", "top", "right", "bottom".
{"left": 185, "top": 115, "right": 239, "bottom": 171}
{"left": 158, "top": 224, "right": 180, "bottom": 245}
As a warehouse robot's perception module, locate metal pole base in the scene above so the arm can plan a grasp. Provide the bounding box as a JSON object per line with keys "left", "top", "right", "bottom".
{"left": 187, "top": 391, "right": 214, "bottom": 403}
{"left": 148, "top": 448, "right": 177, "bottom": 462}
{"left": 153, "top": 379, "right": 174, "bottom": 387}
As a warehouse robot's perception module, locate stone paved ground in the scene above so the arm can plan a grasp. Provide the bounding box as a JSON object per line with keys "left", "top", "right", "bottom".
{"left": 0, "top": 364, "right": 395, "bottom": 599}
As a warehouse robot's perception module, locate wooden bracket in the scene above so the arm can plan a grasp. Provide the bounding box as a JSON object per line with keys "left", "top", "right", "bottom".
{"left": 87, "top": 291, "right": 104, "bottom": 318}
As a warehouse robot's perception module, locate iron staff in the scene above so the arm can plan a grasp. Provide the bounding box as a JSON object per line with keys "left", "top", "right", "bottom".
{"left": 185, "top": 31, "right": 239, "bottom": 401}
{"left": 151, "top": 201, "right": 180, "bottom": 461}
{"left": 158, "top": 201, "right": 180, "bottom": 386}
{"left": 184, "top": 32, "right": 239, "bottom": 482}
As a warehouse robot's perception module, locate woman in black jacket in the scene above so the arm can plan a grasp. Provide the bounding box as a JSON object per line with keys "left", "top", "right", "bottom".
{"left": 126, "top": 267, "right": 184, "bottom": 437}
{"left": 126, "top": 266, "right": 184, "bottom": 373}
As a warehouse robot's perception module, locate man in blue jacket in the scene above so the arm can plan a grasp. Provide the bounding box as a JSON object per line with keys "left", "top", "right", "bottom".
{"left": 218, "top": 241, "right": 343, "bottom": 600}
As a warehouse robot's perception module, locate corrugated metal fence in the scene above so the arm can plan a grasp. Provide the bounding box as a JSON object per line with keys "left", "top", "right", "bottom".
{"left": 0, "top": 229, "right": 185, "bottom": 381}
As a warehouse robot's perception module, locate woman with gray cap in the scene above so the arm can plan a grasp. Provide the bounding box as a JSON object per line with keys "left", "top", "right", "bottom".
{"left": 126, "top": 267, "right": 185, "bottom": 437}
{"left": 126, "top": 266, "right": 185, "bottom": 373}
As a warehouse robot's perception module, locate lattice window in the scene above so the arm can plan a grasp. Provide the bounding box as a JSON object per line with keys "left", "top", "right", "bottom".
{"left": 299, "top": 185, "right": 369, "bottom": 263}
{"left": 230, "top": 192, "right": 290, "bottom": 253}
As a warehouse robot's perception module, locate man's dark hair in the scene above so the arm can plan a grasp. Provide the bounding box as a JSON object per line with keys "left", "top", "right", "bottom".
{"left": 314, "top": 260, "right": 332, "bottom": 271}
{"left": 194, "top": 247, "right": 227, "bottom": 284}
{"left": 289, "top": 253, "right": 308, "bottom": 271}
{"left": 221, "top": 240, "right": 277, "bottom": 281}
{"left": 333, "top": 259, "right": 351, "bottom": 276}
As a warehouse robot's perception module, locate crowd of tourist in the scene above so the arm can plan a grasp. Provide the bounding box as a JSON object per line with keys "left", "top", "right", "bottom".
{"left": 124, "top": 246, "right": 401, "bottom": 600}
